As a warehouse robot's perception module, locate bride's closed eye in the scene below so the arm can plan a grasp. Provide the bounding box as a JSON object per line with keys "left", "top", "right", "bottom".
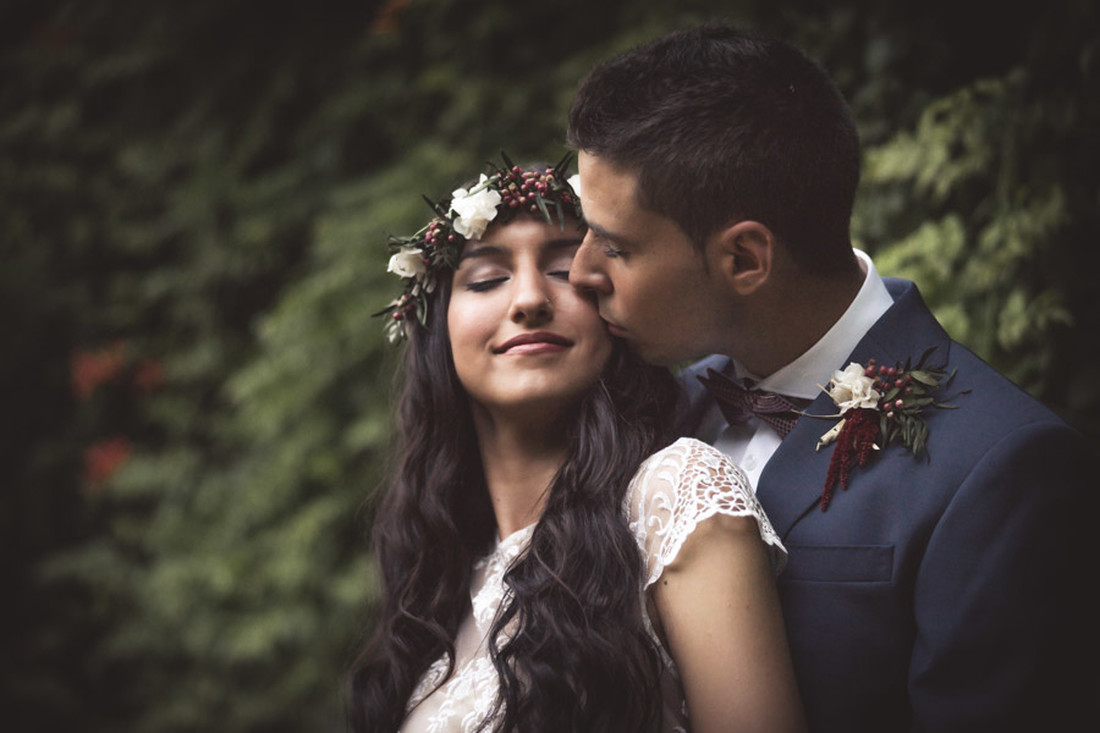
{"left": 466, "top": 267, "right": 568, "bottom": 291}
{"left": 464, "top": 277, "right": 508, "bottom": 292}
{"left": 545, "top": 247, "right": 579, "bottom": 281}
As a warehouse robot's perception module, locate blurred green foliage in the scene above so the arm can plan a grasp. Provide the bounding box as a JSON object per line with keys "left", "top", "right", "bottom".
{"left": 2, "top": 0, "right": 1096, "bottom": 730}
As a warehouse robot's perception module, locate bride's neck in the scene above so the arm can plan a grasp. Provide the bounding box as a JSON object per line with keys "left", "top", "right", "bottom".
{"left": 471, "top": 406, "right": 569, "bottom": 539}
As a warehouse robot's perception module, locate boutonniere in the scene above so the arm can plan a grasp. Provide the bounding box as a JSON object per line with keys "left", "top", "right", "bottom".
{"left": 810, "top": 347, "right": 967, "bottom": 511}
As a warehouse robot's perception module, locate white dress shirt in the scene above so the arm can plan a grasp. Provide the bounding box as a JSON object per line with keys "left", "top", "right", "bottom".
{"left": 697, "top": 250, "right": 894, "bottom": 490}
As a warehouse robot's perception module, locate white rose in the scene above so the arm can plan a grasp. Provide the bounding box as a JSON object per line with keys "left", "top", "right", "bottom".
{"left": 450, "top": 174, "right": 502, "bottom": 239}
{"left": 566, "top": 173, "right": 582, "bottom": 199}
{"left": 828, "top": 362, "right": 882, "bottom": 412}
{"left": 387, "top": 246, "right": 426, "bottom": 279}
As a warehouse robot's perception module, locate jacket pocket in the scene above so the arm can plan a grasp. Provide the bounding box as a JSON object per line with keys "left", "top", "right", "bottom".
{"left": 780, "top": 544, "right": 894, "bottom": 583}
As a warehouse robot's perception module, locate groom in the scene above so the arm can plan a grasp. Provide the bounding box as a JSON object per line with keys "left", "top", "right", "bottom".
{"left": 568, "top": 24, "right": 1092, "bottom": 733}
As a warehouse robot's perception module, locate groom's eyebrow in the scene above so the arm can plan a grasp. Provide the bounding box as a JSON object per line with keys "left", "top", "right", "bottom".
{"left": 585, "top": 220, "right": 635, "bottom": 248}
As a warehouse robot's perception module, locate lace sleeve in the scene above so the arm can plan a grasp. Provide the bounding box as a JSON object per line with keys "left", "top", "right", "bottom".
{"left": 625, "top": 437, "right": 787, "bottom": 590}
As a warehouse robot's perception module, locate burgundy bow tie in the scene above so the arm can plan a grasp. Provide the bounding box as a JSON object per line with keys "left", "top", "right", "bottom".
{"left": 697, "top": 368, "right": 810, "bottom": 439}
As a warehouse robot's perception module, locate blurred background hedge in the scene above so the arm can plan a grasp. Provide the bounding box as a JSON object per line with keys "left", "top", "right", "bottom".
{"left": 3, "top": 0, "right": 1096, "bottom": 730}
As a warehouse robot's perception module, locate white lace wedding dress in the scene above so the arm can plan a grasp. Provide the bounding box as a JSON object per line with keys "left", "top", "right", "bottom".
{"left": 400, "top": 437, "right": 787, "bottom": 732}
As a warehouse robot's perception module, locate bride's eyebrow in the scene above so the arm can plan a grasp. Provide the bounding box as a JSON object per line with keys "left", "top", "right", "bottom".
{"left": 458, "top": 245, "right": 506, "bottom": 263}
{"left": 459, "top": 237, "right": 582, "bottom": 263}
{"left": 543, "top": 237, "right": 584, "bottom": 253}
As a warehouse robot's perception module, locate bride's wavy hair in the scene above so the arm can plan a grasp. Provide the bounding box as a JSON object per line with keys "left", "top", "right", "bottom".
{"left": 349, "top": 258, "right": 678, "bottom": 731}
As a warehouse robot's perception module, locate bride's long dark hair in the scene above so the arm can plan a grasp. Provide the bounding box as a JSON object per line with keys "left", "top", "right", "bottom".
{"left": 349, "top": 263, "right": 679, "bottom": 731}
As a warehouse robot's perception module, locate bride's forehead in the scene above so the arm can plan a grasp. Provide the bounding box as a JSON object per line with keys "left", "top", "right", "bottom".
{"left": 461, "top": 218, "right": 582, "bottom": 257}
{"left": 482, "top": 214, "right": 579, "bottom": 241}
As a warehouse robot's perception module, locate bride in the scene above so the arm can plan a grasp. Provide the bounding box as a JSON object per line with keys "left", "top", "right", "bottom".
{"left": 349, "top": 154, "right": 805, "bottom": 733}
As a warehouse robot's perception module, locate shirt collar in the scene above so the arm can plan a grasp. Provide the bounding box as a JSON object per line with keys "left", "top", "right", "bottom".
{"left": 732, "top": 249, "right": 893, "bottom": 400}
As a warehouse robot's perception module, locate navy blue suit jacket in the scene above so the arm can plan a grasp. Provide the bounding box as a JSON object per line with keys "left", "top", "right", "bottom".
{"left": 677, "top": 278, "right": 1094, "bottom": 732}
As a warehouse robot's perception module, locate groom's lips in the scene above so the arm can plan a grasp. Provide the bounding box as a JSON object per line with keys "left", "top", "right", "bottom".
{"left": 604, "top": 319, "right": 627, "bottom": 337}
{"left": 602, "top": 314, "right": 629, "bottom": 334}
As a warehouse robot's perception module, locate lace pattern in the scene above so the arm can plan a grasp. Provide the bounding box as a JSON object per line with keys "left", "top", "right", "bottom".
{"left": 408, "top": 655, "right": 498, "bottom": 733}
{"left": 401, "top": 438, "right": 786, "bottom": 732}
{"left": 625, "top": 437, "right": 787, "bottom": 589}
{"left": 402, "top": 525, "right": 533, "bottom": 733}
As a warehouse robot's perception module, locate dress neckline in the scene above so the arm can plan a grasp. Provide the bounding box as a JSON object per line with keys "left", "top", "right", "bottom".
{"left": 494, "top": 522, "right": 536, "bottom": 554}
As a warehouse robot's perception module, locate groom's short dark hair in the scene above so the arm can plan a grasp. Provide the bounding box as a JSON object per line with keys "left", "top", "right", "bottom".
{"left": 568, "top": 24, "right": 860, "bottom": 274}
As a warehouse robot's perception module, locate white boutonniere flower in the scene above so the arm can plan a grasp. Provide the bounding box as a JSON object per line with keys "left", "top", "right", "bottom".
{"left": 826, "top": 362, "right": 883, "bottom": 412}
{"left": 805, "top": 349, "right": 967, "bottom": 511}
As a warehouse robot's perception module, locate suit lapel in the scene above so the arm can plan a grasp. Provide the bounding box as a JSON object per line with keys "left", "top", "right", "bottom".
{"left": 755, "top": 278, "right": 953, "bottom": 538}
{"left": 672, "top": 354, "right": 732, "bottom": 438}
{"left": 755, "top": 390, "right": 840, "bottom": 539}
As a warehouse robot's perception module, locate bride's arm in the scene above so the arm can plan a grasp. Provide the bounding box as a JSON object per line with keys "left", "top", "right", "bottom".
{"left": 651, "top": 512, "right": 806, "bottom": 733}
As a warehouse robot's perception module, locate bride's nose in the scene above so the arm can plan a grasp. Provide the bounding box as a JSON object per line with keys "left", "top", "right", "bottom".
{"left": 509, "top": 269, "right": 552, "bottom": 324}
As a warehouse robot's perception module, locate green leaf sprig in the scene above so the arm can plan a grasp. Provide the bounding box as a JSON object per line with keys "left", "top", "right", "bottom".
{"left": 866, "top": 346, "right": 969, "bottom": 458}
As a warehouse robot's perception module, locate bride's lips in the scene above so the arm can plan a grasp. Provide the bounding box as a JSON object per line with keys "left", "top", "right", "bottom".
{"left": 494, "top": 331, "right": 573, "bottom": 354}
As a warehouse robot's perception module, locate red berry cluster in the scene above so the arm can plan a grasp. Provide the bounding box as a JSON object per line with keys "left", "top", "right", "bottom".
{"left": 390, "top": 292, "right": 415, "bottom": 321}
{"left": 864, "top": 357, "right": 917, "bottom": 417}
{"left": 421, "top": 217, "right": 458, "bottom": 263}
{"left": 498, "top": 165, "right": 571, "bottom": 214}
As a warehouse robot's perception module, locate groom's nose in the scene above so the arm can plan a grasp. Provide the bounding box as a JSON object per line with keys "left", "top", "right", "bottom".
{"left": 569, "top": 237, "right": 612, "bottom": 294}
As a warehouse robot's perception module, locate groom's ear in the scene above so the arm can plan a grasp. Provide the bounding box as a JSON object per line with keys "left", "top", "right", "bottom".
{"left": 709, "top": 220, "right": 776, "bottom": 296}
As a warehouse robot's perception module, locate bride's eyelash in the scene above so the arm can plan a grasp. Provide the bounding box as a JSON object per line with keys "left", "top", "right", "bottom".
{"left": 466, "top": 267, "right": 570, "bottom": 291}
{"left": 465, "top": 277, "right": 508, "bottom": 292}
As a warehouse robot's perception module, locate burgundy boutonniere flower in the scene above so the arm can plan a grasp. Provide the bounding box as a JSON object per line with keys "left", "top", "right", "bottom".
{"left": 811, "top": 347, "right": 967, "bottom": 510}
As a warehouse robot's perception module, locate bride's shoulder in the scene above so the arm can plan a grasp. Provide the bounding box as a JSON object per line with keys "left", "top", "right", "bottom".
{"left": 635, "top": 437, "right": 747, "bottom": 480}
{"left": 628, "top": 437, "right": 753, "bottom": 509}
{"left": 625, "top": 438, "right": 786, "bottom": 583}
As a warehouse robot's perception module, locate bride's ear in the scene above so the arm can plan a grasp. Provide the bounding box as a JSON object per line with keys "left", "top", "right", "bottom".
{"left": 708, "top": 220, "right": 776, "bottom": 296}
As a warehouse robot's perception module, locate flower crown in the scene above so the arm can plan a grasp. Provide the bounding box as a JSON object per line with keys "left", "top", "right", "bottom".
{"left": 376, "top": 152, "right": 583, "bottom": 343}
